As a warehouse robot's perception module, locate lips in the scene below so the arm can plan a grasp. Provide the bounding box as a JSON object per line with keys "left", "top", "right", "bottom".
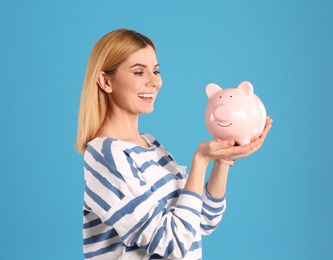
{"left": 138, "top": 93, "right": 154, "bottom": 99}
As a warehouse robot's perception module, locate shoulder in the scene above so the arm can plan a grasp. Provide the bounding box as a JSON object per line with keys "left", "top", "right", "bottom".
{"left": 141, "top": 133, "right": 162, "bottom": 148}
{"left": 84, "top": 137, "right": 128, "bottom": 163}
{"left": 85, "top": 137, "right": 118, "bottom": 153}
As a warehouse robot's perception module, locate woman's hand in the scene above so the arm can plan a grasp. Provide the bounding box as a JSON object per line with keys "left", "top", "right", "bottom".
{"left": 196, "top": 116, "right": 273, "bottom": 164}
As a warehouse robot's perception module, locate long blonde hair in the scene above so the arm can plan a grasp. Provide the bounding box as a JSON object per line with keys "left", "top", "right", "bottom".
{"left": 75, "top": 29, "right": 156, "bottom": 154}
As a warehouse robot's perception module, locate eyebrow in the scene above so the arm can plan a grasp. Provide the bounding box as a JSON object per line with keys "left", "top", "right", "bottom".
{"left": 130, "top": 63, "right": 160, "bottom": 68}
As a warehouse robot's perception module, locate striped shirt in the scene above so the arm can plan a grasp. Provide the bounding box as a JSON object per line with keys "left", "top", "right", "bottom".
{"left": 83, "top": 134, "right": 226, "bottom": 259}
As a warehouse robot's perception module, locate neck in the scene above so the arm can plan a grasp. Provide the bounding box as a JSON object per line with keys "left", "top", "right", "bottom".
{"left": 95, "top": 108, "right": 146, "bottom": 146}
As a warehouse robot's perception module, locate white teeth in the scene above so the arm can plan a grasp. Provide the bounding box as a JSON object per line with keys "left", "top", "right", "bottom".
{"left": 138, "top": 93, "right": 154, "bottom": 98}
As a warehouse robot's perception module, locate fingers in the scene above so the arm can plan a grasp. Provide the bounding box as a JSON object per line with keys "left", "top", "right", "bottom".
{"left": 197, "top": 139, "right": 235, "bottom": 162}
{"left": 260, "top": 116, "right": 273, "bottom": 139}
{"left": 240, "top": 117, "right": 273, "bottom": 158}
{"left": 223, "top": 138, "right": 264, "bottom": 160}
{"left": 213, "top": 139, "right": 235, "bottom": 150}
{"left": 240, "top": 138, "right": 263, "bottom": 155}
{"left": 198, "top": 116, "right": 273, "bottom": 163}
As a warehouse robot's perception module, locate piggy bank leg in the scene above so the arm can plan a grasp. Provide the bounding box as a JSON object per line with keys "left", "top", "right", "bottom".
{"left": 237, "top": 137, "right": 251, "bottom": 146}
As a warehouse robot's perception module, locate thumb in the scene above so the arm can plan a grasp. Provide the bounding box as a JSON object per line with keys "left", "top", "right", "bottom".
{"left": 215, "top": 139, "right": 235, "bottom": 149}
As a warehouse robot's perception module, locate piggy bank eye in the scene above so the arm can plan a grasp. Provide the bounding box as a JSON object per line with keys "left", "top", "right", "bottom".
{"left": 230, "top": 95, "right": 233, "bottom": 98}
{"left": 219, "top": 96, "right": 222, "bottom": 98}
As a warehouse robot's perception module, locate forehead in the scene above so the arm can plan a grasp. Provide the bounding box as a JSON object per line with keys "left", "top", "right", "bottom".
{"left": 123, "top": 46, "right": 158, "bottom": 66}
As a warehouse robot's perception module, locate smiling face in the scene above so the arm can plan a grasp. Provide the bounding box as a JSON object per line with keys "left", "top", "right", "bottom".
{"left": 106, "top": 46, "right": 162, "bottom": 116}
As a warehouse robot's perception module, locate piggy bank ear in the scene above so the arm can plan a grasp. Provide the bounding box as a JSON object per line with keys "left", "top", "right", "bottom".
{"left": 237, "top": 81, "right": 254, "bottom": 97}
{"left": 206, "top": 83, "right": 222, "bottom": 98}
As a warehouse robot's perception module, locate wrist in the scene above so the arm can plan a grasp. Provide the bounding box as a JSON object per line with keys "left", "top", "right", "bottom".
{"left": 218, "top": 159, "right": 235, "bottom": 166}
{"left": 193, "top": 152, "right": 210, "bottom": 166}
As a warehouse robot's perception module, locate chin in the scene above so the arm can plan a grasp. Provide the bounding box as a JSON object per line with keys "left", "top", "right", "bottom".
{"left": 141, "top": 108, "right": 154, "bottom": 114}
{"left": 142, "top": 110, "right": 154, "bottom": 114}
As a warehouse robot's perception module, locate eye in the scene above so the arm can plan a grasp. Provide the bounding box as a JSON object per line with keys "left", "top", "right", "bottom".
{"left": 134, "top": 71, "right": 144, "bottom": 76}
{"left": 230, "top": 95, "right": 233, "bottom": 98}
{"left": 153, "top": 70, "right": 160, "bottom": 75}
{"left": 219, "top": 96, "right": 222, "bottom": 98}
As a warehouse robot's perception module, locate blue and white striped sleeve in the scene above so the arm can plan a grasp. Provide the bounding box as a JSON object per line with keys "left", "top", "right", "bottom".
{"left": 84, "top": 140, "right": 204, "bottom": 259}
{"left": 155, "top": 140, "right": 227, "bottom": 236}
{"left": 200, "top": 186, "right": 227, "bottom": 235}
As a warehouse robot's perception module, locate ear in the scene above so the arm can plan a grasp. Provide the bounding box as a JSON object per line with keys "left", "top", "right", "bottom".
{"left": 97, "top": 71, "right": 113, "bottom": 93}
{"left": 237, "top": 81, "right": 254, "bottom": 96}
{"left": 206, "top": 83, "right": 222, "bottom": 98}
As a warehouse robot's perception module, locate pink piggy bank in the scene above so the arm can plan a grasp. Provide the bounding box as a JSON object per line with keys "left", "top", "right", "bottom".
{"left": 205, "top": 81, "right": 266, "bottom": 146}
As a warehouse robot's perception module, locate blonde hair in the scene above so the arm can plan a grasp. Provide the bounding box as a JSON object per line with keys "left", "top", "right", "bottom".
{"left": 75, "top": 29, "right": 155, "bottom": 154}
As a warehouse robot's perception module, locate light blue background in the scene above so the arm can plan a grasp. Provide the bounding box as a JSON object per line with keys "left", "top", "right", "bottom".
{"left": 1, "top": 0, "right": 332, "bottom": 259}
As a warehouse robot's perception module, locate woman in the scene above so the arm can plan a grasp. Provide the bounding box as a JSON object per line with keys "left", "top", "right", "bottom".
{"left": 75, "top": 29, "right": 272, "bottom": 260}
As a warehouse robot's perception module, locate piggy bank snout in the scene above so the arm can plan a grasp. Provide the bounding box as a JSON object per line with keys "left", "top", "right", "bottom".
{"left": 213, "top": 105, "right": 235, "bottom": 122}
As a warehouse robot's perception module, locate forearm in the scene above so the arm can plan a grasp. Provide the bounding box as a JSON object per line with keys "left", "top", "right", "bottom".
{"left": 183, "top": 153, "right": 209, "bottom": 195}
{"left": 206, "top": 161, "right": 229, "bottom": 198}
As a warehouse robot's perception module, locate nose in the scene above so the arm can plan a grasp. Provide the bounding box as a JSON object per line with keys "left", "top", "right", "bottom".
{"left": 146, "top": 72, "right": 162, "bottom": 89}
{"left": 213, "top": 105, "right": 235, "bottom": 122}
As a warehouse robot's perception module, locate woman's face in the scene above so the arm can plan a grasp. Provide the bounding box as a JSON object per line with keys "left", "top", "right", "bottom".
{"left": 108, "top": 46, "right": 162, "bottom": 115}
